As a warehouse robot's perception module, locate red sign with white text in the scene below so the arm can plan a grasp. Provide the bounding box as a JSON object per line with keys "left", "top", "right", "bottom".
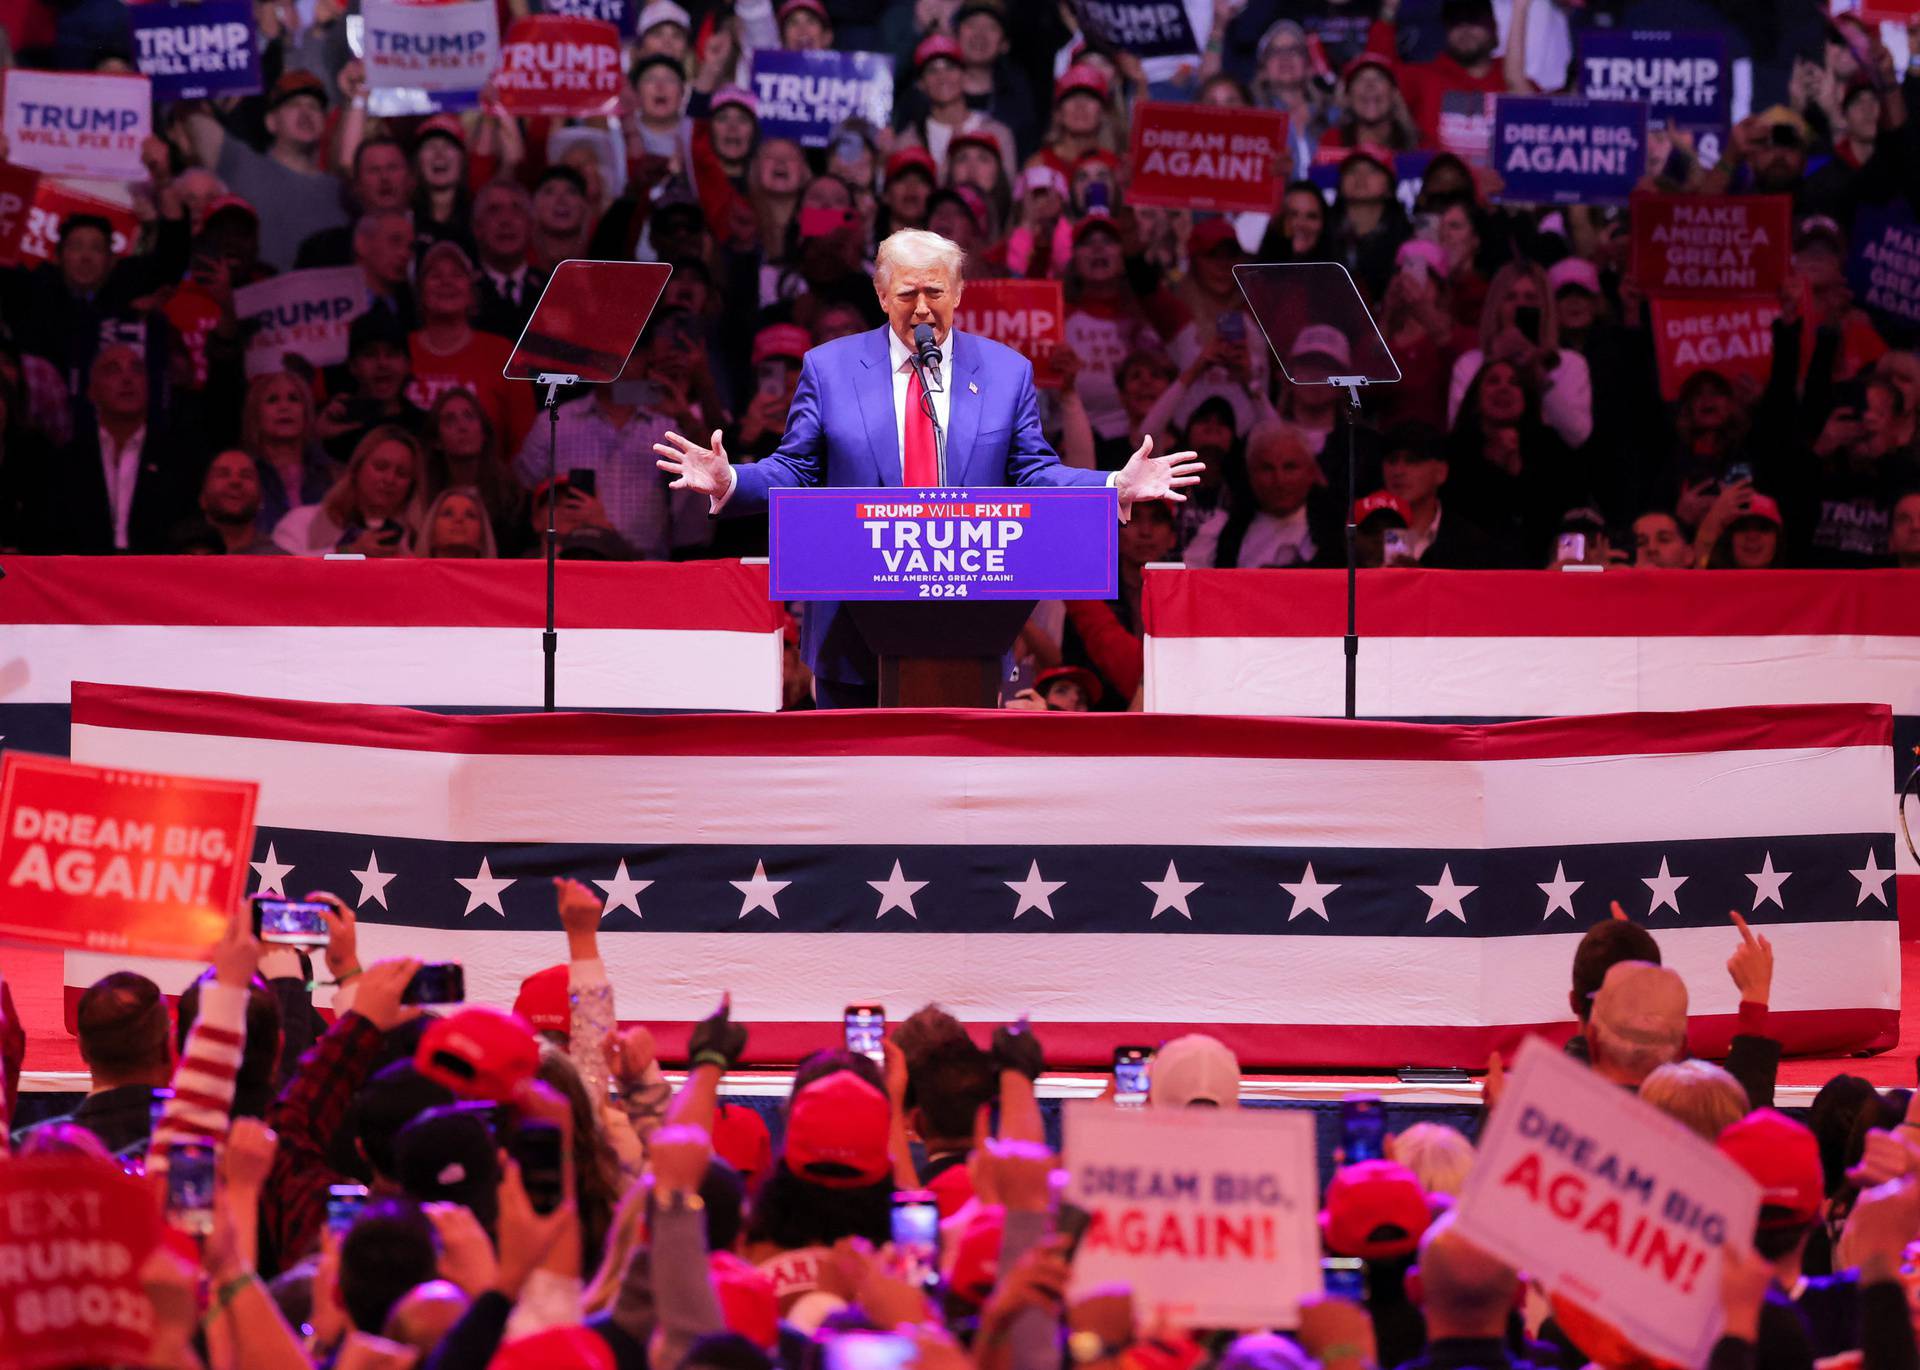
{"left": 1855, "top": 0, "right": 1920, "bottom": 21}
{"left": 0, "top": 1155, "right": 164, "bottom": 1370}
{"left": 0, "top": 177, "right": 138, "bottom": 267}
{"left": 1126, "top": 102, "right": 1287, "bottom": 214}
{"left": 956, "top": 279, "right": 1068, "bottom": 388}
{"left": 0, "top": 752, "right": 257, "bottom": 959}
{"left": 1649, "top": 295, "right": 1781, "bottom": 401}
{"left": 494, "top": 15, "right": 622, "bottom": 116}
{"left": 1631, "top": 193, "right": 1791, "bottom": 297}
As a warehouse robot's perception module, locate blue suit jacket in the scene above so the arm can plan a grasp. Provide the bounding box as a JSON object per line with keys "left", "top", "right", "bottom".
{"left": 727, "top": 325, "right": 1110, "bottom": 686}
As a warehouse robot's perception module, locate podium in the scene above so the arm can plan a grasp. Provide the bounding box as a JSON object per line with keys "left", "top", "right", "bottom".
{"left": 769, "top": 486, "right": 1119, "bottom": 708}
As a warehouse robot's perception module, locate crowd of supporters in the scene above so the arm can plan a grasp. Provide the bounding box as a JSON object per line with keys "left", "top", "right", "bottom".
{"left": 2, "top": 0, "right": 1920, "bottom": 705}
{"left": 5, "top": 884, "right": 1920, "bottom": 1369}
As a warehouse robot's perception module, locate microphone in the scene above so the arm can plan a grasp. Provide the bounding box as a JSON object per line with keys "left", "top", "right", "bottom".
{"left": 912, "top": 322, "right": 943, "bottom": 392}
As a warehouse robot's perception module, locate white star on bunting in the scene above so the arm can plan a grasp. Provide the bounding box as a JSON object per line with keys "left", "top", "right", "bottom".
{"left": 1851, "top": 849, "right": 1894, "bottom": 907}
{"left": 731, "top": 859, "right": 789, "bottom": 919}
{"left": 1745, "top": 851, "right": 1791, "bottom": 911}
{"left": 869, "top": 860, "right": 929, "bottom": 920}
{"left": 1143, "top": 861, "right": 1203, "bottom": 920}
{"left": 455, "top": 856, "right": 513, "bottom": 916}
{"left": 593, "top": 858, "right": 652, "bottom": 918}
{"left": 349, "top": 850, "right": 396, "bottom": 909}
{"left": 250, "top": 843, "right": 293, "bottom": 898}
{"left": 1279, "top": 862, "right": 1339, "bottom": 921}
{"left": 1537, "top": 861, "right": 1582, "bottom": 920}
{"left": 1418, "top": 864, "right": 1477, "bottom": 923}
{"left": 1005, "top": 861, "right": 1066, "bottom": 919}
{"left": 1642, "top": 856, "right": 1687, "bottom": 916}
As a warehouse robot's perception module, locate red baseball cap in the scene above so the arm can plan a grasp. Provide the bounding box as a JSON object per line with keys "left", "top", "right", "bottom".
{"left": 914, "top": 33, "right": 964, "bottom": 71}
{"left": 928, "top": 1159, "right": 976, "bottom": 1217}
{"left": 488, "top": 1326, "right": 614, "bottom": 1370}
{"left": 1718, "top": 1109, "right": 1822, "bottom": 1226}
{"left": 784, "top": 1070, "right": 891, "bottom": 1188}
{"left": 1319, "top": 1159, "right": 1433, "bottom": 1258}
{"left": 886, "top": 146, "right": 939, "bottom": 184}
{"left": 777, "top": 0, "right": 829, "bottom": 23}
{"left": 204, "top": 194, "right": 259, "bottom": 223}
{"left": 1353, "top": 490, "right": 1411, "bottom": 526}
{"left": 1055, "top": 63, "right": 1110, "bottom": 103}
{"left": 512, "top": 965, "right": 568, "bottom": 1036}
{"left": 709, "top": 1252, "right": 780, "bottom": 1348}
{"left": 1341, "top": 141, "right": 1397, "bottom": 176}
{"left": 1734, "top": 492, "right": 1784, "bottom": 528}
{"left": 416, "top": 1006, "right": 542, "bottom": 1103}
{"left": 1341, "top": 52, "right": 1396, "bottom": 86}
{"left": 948, "top": 128, "right": 1002, "bottom": 161}
{"left": 711, "top": 1101, "right": 773, "bottom": 1187}
{"left": 711, "top": 85, "right": 758, "bottom": 119}
{"left": 415, "top": 113, "right": 468, "bottom": 149}
{"left": 752, "top": 323, "right": 811, "bottom": 369}
{"left": 1189, "top": 217, "right": 1244, "bottom": 258}
{"left": 946, "top": 1204, "right": 1005, "bottom": 1304}
{"left": 1035, "top": 664, "right": 1103, "bottom": 706}
{"left": 1071, "top": 212, "right": 1122, "bottom": 246}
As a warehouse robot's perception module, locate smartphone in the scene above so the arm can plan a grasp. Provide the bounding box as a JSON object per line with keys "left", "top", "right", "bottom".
{"left": 1085, "top": 181, "right": 1111, "bottom": 214}
{"left": 1722, "top": 461, "right": 1754, "bottom": 487}
{"left": 402, "top": 962, "right": 466, "bottom": 1005}
{"left": 1383, "top": 527, "right": 1413, "bottom": 563}
{"left": 1555, "top": 531, "right": 1588, "bottom": 564}
{"left": 1055, "top": 1199, "right": 1094, "bottom": 1262}
{"left": 844, "top": 1003, "right": 885, "bottom": 1065}
{"left": 1403, "top": 255, "right": 1430, "bottom": 284}
{"left": 510, "top": 1121, "right": 566, "bottom": 1216}
{"left": 824, "top": 1333, "right": 919, "bottom": 1370}
{"left": 1514, "top": 305, "right": 1542, "bottom": 344}
{"left": 251, "top": 895, "right": 331, "bottom": 947}
{"left": 757, "top": 360, "right": 789, "bottom": 398}
{"left": 165, "top": 1141, "right": 217, "bottom": 1237}
{"left": 1217, "top": 312, "right": 1245, "bottom": 343}
{"left": 1340, "top": 1095, "right": 1386, "bottom": 1164}
{"left": 566, "top": 467, "right": 599, "bottom": 498}
{"left": 327, "top": 1183, "right": 370, "bottom": 1237}
{"left": 891, "top": 1190, "right": 941, "bottom": 1288}
{"left": 1322, "top": 1256, "right": 1368, "bottom": 1300}
{"left": 1113, "top": 1046, "right": 1152, "bottom": 1107}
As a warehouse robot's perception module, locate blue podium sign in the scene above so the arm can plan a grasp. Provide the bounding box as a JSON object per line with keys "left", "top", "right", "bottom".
{"left": 769, "top": 486, "right": 1119, "bottom": 601}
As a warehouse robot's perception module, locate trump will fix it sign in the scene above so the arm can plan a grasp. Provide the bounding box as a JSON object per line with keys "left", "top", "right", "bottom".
{"left": 0, "top": 753, "right": 256, "bottom": 959}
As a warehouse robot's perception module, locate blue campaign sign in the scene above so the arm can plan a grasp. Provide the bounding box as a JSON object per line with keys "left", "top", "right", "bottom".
{"left": 1579, "top": 31, "right": 1730, "bottom": 135}
{"left": 749, "top": 50, "right": 895, "bottom": 149}
{"left": 769, "top": 487, "right": 1119, "bottom": 601}
{"left": 1309, "top": 149, "right": 1435, "bottom": 214}
{"left": 540, "top": 0, "right": 637, "bottom": 41}
{"left": 1072, "top": 0, "right": 1198, "bottom": 60}
{"left": 1847, "top": 202, "right": 1920, "bottom": 329}
{"left": 132, "top": 0, "right": 261, "bottom": 102}
{"left": 1492, "top": 95, "right": 1648, "bottom": 206}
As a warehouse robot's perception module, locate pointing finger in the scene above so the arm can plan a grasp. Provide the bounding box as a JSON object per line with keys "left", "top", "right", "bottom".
{"left": 1729, "top": 909, "right": 1758, "bottom": 948}
{"left": 1609, "top": 900, "right": 1628, "bottom": 921}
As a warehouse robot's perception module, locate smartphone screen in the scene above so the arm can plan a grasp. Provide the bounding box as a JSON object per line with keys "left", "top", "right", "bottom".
{"left": 251, "top": 895, "right": 330, "bottom": 946}
{"left": 165, "top": 1142, "right": 217, "bottom": 1236}
{"left": 328, "top": 1184, "right": 370, "bottom": 1237}
{"left": 566, "top": 467, "right": 599, "bottom": 498}
{"left": 891, "top": 1191, "right": 941, "bottom": 1288}
{"left": 1217, "top": 312, "right": 1245, "bottom": 343}
{"left": 1113, "top": 1046, "right": 1152, "bottom": 1107}
{"left": 1340, "top": 1096, "right": 1385, "bottom": 1164}
{"left": 1555, "top": 531, "right": 1588, "bottom": 565}
{"left": 1322, "top": 1256, "right": 1367, "bottom": 1300}
{"left": 825, "top": 1333, "right": 919, "bottom": 1370}
{"left": 845, "top": 1004, "right": 885, "bottom": 1065}
{"left": 402, "top": 963, "right": 466, "bottom": 1005}
{"left": 1383, "top": 527, "right": 1413, "bottom": 563}
{"left": 511, "top": 1122, "right": 566, "bottom": 1216}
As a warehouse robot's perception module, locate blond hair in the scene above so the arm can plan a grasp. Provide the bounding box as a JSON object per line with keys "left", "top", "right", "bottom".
{"left": 1392, "top": 1122, "right": 1475, "bottom": 1196}
{"left": 1640, "top": 1060, "right": 1749, "bottom": 1142}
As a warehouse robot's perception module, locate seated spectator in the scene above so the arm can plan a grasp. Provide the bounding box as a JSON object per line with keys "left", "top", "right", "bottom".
{"left": 318, "top": 311, "right": 425, "bottom": 467}
{"left": 531, "top": 166, "right": 595, "bottom": 273}
{"left": 1699, "top": 490, "right": 1786, "bottom": 570}
{"left": 1379, "top": 421, "right": 1492, "bottom": 567}
{"left": 1640, "top": 1059, "right": 1749, "bottom": 1141}
{"left": 193, "top": 449, "right": 288, "bottom": 555}
{"left": 1632, "top": 509, "right": 1694, "bottom": 568}
{"left": 1585, "top": 961, "right": 1688, "bottom": 1088}
{"left": 426, "top": 388, "right": 525, "bottom": 557}
{"left": 471, "top": 181, "right": 547, "bottom": 343}
{"left": 1388, "top": 1122, "right": 1474, "bottom": 1196}
{"left": 1327, "top": 144, "right": 1412, "bottom": 299}
{"left": 1447, "top": 261, "right": 1594, "bottom": 451}
{"left": 1186, "top": 420, "right": 1340, "bottom": 569}
{"left": 1377, "top": 241, "right": 1466, "bottom": 431}
{"left": 1443, "top": 358, "right": 1585, "bottom": 567}
{"left": 407, "top": 242, "right": 535, "bottom": 454}
{"left": 1893, "top": 489, "right": 1920, "bottom": 567}
{"left": 1257, "top": 181, "right": 1332, "bottom": 264}
{"left": 16, "top": 971, "right": 171, "bottom": 1155}
{"left": 275, "top": 424, "right": 427, "bottom": 556}
{"left": 419, "top": 487, "right": 499, "bottom": 558}
{"left": 243, "top": 370, "right": 337, "bottom": 532}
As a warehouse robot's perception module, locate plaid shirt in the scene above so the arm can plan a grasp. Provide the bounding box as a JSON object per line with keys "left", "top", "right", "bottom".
{"left": 510, "top": 397, "right": 708, "bottom": 559}
{"left": 261, "top": 1011, "right": 384, "bottom": 1276}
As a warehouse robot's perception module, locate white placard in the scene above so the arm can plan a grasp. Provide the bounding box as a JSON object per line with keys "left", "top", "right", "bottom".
{"left": 3, "top": 71, "right": 151, "bottom": 181}
{"left": 235, "top": 267, "right": 370, "bottom": 376}
{"left": 1064, "top": 1102, "right": 1322, "bottom": 1329}
{"left": 363, "top": 0, "right": 499, "bottom": 93}
{"left": 1452, "top": 1038, "right": 1761, "bottom": 1368}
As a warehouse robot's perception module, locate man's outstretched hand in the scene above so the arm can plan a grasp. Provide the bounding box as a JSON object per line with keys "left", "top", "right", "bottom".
{"left": 1115, "top": 434, "right": 1204, "bottom": 506}
{"left": 653, "top": 429, "right": 731, "bottom": 498}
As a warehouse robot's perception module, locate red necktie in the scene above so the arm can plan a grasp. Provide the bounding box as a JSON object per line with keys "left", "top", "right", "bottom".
{"left": 903, "top": 361, "right": 938, "bottom": 486}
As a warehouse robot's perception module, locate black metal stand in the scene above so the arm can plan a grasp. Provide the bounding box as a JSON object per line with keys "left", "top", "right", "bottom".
{"left": 1341, "top": 383, "right": 1362, "bottom": 720}
{"left": 538, "top": 373, "right": 576, "bottom": 711}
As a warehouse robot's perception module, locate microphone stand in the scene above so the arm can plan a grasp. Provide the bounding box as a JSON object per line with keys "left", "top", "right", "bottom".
{"left": 1329, "top": 375, "right": 1368, "bottom": 720}
{"left": 536, "top": 371, "right": 577, "bottom": 711}
{"left": 907, "top": 348, "right": 948, "bottom": 486}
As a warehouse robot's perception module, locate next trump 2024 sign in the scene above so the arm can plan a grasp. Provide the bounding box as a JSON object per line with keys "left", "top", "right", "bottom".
{"left": 1493, "top": 95, "right": 1648, "bottom": 206}
{"left": 769, "top": 487, "right": 1118, "bottom": 601}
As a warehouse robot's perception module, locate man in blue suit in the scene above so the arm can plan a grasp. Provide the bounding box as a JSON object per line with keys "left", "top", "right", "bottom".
{"left": 655, "top": 228, "right": 1202, "bottom": 706}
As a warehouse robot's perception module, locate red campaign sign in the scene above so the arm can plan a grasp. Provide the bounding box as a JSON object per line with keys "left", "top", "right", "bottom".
{"left": 0, "top": 752, "right": 257, "bottom": 959}
{"left": 955, "top": 279, "right": 1068, "bottom": 389}
{"left": 0, "top": 163, "right": 36, "bottom": 266}
{"left": 1855, "top": 0, "right": 1920, "bottom": 21}
{"left": 1126, "top": 102, "right": 1288, "bottom": 215}
{"left": 494, "top": 15, "right": 622, "bottom": 116}
{"left": 1631, "top": 193, "right": 1792, "bottom": 297}
{"left": 1649, "top": 295, "right": 1781, "bottom": 401}
{"left": 4, "top": 179, "right": 138, "bottom": 267}
{"left": 0, "top": 1154, "right": 164, "bottom": 1370}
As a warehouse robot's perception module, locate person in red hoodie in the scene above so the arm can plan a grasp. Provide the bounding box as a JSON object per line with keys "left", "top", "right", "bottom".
{"left": 1371, "top": 0, "right": 1515, "bottom": 153}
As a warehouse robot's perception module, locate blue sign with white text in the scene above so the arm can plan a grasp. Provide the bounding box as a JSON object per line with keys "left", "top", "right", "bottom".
{"left": 1493, "top": 96, "right": 1648, "bottom": 206}
{"left": 540, "top": 0, "right": 638, "bottom": 41}
{"left": 1848, "top": 202, "right": 1920, "bottom": 329}
{"left": 748, "top": 50, "right": 895, "bottom": 150}
{"left": 769, "top": 487, "right": 1119, "bottom": 601}
{"left": 1579, "top": 31, "right": 1729, "bottom": 136}
{"left": 132, "top": 0, "right": 261, "bottom": 102}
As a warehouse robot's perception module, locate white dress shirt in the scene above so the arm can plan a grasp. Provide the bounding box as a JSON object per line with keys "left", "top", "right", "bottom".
{"left": 98, "top": 424, "right": 145, "bottom": 551}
